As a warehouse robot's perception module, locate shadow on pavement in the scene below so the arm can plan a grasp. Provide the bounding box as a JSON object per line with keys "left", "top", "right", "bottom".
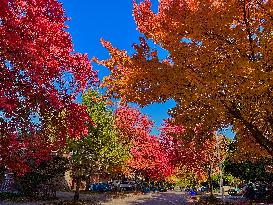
{"left": 99, "top": 191, "right": 190, "bottom": 205}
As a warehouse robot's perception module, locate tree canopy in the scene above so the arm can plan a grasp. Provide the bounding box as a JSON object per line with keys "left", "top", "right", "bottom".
{"left": 65, "top": 90, "right": 128, "bottom": 199}
{"left": 160, "top": 120, "right": 228, "bottom": 181}
{"left": 66, "top": 90, "right": 129, "bottom": 178}
{"left": 115, "top": 106, "right": 174, "bottom": 179}
{"left": 97, "top": 0, "right": 273, "bottom": 155}
{"left": 0, "top": 0, "right": 98, "bottom": 174}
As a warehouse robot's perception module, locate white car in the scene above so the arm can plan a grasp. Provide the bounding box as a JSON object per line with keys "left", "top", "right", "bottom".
{"left": 118, "top": 181, "right": 135, "bottom": 191}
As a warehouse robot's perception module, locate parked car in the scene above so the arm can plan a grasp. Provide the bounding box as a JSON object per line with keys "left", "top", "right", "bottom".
{"left": 228, "top": 187, "right": 241, "bottom": 196}
{"left": 240, "top": 182, "right": 272, "bottom": 200}
{"left": 198, "top": 186, "right": 209, "bottom": 193}
{"left": 158, "top": 186, "right": 167, "bottom": 192}
{"left": 119, "top": 181, "right": 135, "bottom": 191}
{"left": 150, "top": 185, "right": 159, "bottom": 192}
{"left": 89, "top": 182, "right": 111, "bottom": 192}
{"left": 111, "top": 180, "right": 135, "bottom": 191}
{"left": 168, "top": 184, "right": 175, "bottom": 190}
{"left": 185, "top": 187, "right": 196, "bottom": 192}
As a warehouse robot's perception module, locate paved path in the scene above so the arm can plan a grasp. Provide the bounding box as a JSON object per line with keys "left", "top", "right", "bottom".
{"left": 101, "top": 191, "right": 189, "bottom": 205}
{"left": 0, "top": 190, "right": 191, "bottom": 205}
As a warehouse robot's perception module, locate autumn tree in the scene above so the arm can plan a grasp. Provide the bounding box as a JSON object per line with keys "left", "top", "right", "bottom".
{"left": 231, "top": 135, "right": 269, "bottom": 163}
{"left": 128, "top": 132, "right": 173, "bottom": 180}
{"left": 65, "top": 90, "right": 128, "bottom": 200}
{"left": 160, "top": 120, "right": 228, "bottom": 195}
{"left": 115, "top": 106, "right": 174, "bottom": 181}
{"left": 0, "top": 0, "right": 98, "bottom": 174}
{"left": 97, "top": 0, "right": 273, "bottom": 155}
{"left": 173, "top": 169, "right": 199, "bottom": 189}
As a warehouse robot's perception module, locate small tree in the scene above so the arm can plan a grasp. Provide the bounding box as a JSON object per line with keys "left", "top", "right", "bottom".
{"left": 160, "top": 120, "right": 229, "bottom": 195}
{"left": 65, "top": 90, "right": 128, "bottom": 200}
{"left": 115, "top": 106, "right": 174, "bottom": 181}
{"left": 225, "top": 158, "right": 273, "bottom": 182}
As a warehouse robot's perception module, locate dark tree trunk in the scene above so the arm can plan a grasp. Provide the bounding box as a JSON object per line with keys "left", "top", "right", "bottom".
{"left": 85, "top": 175, "right": 90, "bottom": 191}
{"left": 207, "top": 164, "right": 213, "bottom": 197}
{"left": 74, "top": 175, "right": 81, "bottom": 200}
{"left": 134, "top": 171, "right": 138, "bottom": 192}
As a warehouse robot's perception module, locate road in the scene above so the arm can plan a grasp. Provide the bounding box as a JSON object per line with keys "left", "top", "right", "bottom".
{"left": 101, "top": 190, "right": 190, "bottom": 205}
{"left": 0, "top": 190, "right": 192, "bottom": 205}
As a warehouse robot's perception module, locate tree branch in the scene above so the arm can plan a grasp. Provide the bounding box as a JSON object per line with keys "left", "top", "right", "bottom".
{"left": 220, "top": 98, "right": 273, "bottom": 156}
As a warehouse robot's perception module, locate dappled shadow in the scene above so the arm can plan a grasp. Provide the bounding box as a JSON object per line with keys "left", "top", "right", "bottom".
{"left": 55, "top": 190, "right": 115, "bottom": 204}
{"left": 126, "top": 193, "right": 188, "bottom": 205}
{"left": 0, "top": 191, "right": 191, "bottom": 205}
{"left": 99, "top": 191, "right": 190, "bottom": 205}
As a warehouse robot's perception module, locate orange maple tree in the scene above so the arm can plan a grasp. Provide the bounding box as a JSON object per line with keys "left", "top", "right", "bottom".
{"left": 97, "top": 0, "right": 273, "bottom": 155}
{"left": 231, "top": 129, "right": 270, "bottom": 162}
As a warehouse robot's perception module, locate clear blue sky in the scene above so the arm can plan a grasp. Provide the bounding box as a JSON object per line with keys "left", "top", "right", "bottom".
{"left": 59, "top": 0, "right": 175, "bottom": 135}
{"left": 59, "top": 0, "right": 235, "bottom": 138}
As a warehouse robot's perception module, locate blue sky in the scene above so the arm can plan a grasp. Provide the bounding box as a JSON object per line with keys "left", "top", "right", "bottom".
{"left": 59, "top": 0, "right": 174, "bottom": 135}
{"left": 59, "top": 0, "right": 235, "bottom": 138}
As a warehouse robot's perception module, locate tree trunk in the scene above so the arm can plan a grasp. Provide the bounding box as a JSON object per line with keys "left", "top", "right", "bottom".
{"left": 74, "top": 175, "right": 81, "bottom": 200}
{"left": 134, "top": 171, "right": 138, "bottom": 192}
{"left": 207, "top": 165, "right": 213, "bottom": 197}
{"left": 85, "top": 175, "right": 90, "bottom": 191}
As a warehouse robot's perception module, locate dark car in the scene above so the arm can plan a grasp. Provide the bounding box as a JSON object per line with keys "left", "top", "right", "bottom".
{"left": 242, "top": 182, "right": 271, "bottom": 200}
{"left": 89, "top": 182, "right": 111, "bottom": 192}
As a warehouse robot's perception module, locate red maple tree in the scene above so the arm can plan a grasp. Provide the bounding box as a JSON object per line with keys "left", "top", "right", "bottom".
{"left": 0, "top": 0, "right": 98, "bottom": 174}
{"left": 115, "top": 106, "right": 174, "bottom": 179}
{"left": 160, "top": 119, "right": 228, "bottom": 181}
